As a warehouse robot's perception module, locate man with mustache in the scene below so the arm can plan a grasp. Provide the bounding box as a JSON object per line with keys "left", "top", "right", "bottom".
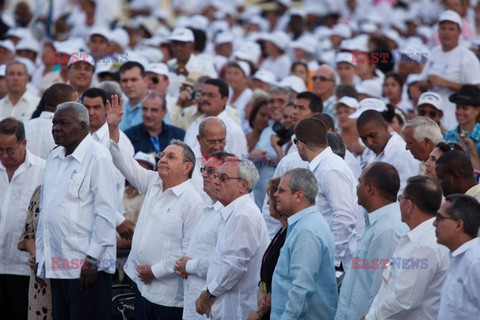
{"left": 125, "top": 92, "right": 185, "bottom": 154}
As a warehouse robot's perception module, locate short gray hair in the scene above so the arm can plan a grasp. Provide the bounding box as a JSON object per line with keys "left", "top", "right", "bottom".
{"left": 6, "top": 60, "right": 28, "bottom": 75}
{"left": 235, "top": 157, "right": 259, "bottom": 193}
{"left": 404, "top": 116, "right": 443, "bottom": 144}
{"left": 143, "top": 91, "right": 167, "bottom": 110}
{"left": 327, "top": 132, "right": 346, "bottom": 159}
{"left": 170, "top": 139, "right": 195, "bottom": 178}
{"left": 285, "top": 168, "right": 318, "bottom": 204}
{"left": 98, "top": 81, "right": 122, "bottom": 101}
{"left": 268, "top": 85, "right": 291, "bottom": 100}
{"left": 56, "top": 102, "right": 90, "bottom": 130}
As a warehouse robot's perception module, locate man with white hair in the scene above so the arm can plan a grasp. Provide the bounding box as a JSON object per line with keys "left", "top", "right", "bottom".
{"left": 419, "top": 10, "right": 480, "bottom": 130}
{"left": 0, "top": 60, "right": 40, "bottom": 122}
{"left": 195, "top": 156, "right": 269, "bottom": 320}
{"left": 36, "top": 102, "right": 118, "bottom": 319}
{"left": 403, "top": 117, "right": 444, "bottom": 169}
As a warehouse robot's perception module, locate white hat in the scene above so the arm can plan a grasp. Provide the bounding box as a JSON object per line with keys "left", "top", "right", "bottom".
{"left": 16, "top": 38, "right": 40, "bottom": 53}
{"left": 398, "top": 43, "right": 428, "bottom": 63}
{"left": 349, "top": 98, "right": 387, "bottom": 119}
{"left": 264, "top": 31, "right": 290, "bottom": 51}
{"left": 228, "top": 60, "right": 251, "bottom": 77}
{"left": 253, "top": 69, "right": 277, "bottom": 86}
{"left": 140, "top": 47, "right": 164, "bottom": 63}
{"left": 53, "top": 41, "right": 76, "bottom": 56}
{"left": 417, "top": 92, "right": 443, "bottom": 111}
{"left": 0, "top": 40, "right": 15, "bottom": 54}
{"left": 67, "top": 52, "right": 95, "bottom": 67}
{"left": 335, "top": 52, "right": 356, "bottom": 66}
{"left": 189, "top": 15, "right": 209, "bottom": 31}
{"left": 89, "top": 27, "right": 111, "bottom": 42}
{"left": 314, "top": 26, "right": 333, "bottom": 40}
{"left": 279, "top": 75, "right": 307, "bottom": 93}
{"left": 406, "top": 73, "right": 423, "bottom": 85}
{"left": 6, "top": 27, "right": 31, "bottom": 40}
{"left": 290, "top": 35, "right": 317, "bottom": 55}
{"left": 0, "top": 64, "right": 5, "bottom": 77}
{"left": 16, "top": 57, "right": 35, "bottom": 76}
{"left": 111, "top": 28, "right": 129, "bottom": 50}
{"left": 360, "top": 22, "right": 378, "bottom": 34}
{"left": 336, "top": 96, "right": 359, "bottom": 109}
{"left": 331, "top": 24, "right": 352, "bottom": 39}
{"left": 356, "top": 80, "right": 383, "bottom": 99}
{"left": 383, "top": 29, "right": 402, "bottom": 46}
{"left": 233, "top": 42, "right": 261, "bottom": 65}
{"left": 439, "top": 10, "right": 462, "bottom": 29}
{"left": 289, "top": 8, "right": 306, "bottom": 18}
{"left": 134, "top": 152, "right": 156, "bottom": 169}
{"left": 146, "top": 62, "right": 169, "bottom": 78}
{"left": 95, "top": 63, "right": 114, "bottom": 74}
{"left": 169, "top": 28, "right": 194, "bottom": 42}
{"left": 215, "top": 32, "right": 233, "bottom": 45}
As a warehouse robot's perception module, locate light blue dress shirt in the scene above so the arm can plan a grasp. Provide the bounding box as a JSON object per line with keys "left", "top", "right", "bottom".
{"left": 253, "top": 124, "right": 278, "bottom": 208}
{"left": 335, "top": 202, "right": 408, "bottom": 320}
{"left": 119, "top": 99, "right": 143, "bottom": 131}
{"left": 271, "top": 206, "right": 338, "bottom": 320}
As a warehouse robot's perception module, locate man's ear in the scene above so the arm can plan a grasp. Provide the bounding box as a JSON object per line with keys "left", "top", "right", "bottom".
{"left": 184, "top": 161, "right": 193, "bottom": 176}
{"left": 455, "top": 219, "right": 465, "bottom": 235}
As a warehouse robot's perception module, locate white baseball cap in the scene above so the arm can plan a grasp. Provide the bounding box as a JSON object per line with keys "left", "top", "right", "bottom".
{"left": 169, "top": 28, "right": 194, "bottom": 42}
{"left": 215, "top": 32, "right": 233, "bottom": 45}
{"left": 349, "top": 98, "right": 387, "bottom": 119}
{"left": 417, "top": 92, "right": 443, "bottom": 111}
{"left": 290, "top": 35, "right": 317, "bottom": 55}
{"left": 439, "top": 10, "right": 462, "bottom": 29}
{"left": 67, "top": 52, "right": 95, "bottom": 67}
{"left": 336, "top": 96, "right": 359, "bottom": 109}
{"left": 89, "top": 27, "right": 111, "bottom": 42}
{"left": 253, "top": 69, "right": 277, "bottom": 86}
{"left": 146, "top": 62, "right": 169, "bottom": 78}
{"left": 0, "top": 40, "right": 15, "bottom": 54}
{"left": 227, "top": 60, "right": 251, "bottom": 77}
{"left": 264, "top": 31, "right": 290, "bottom": 51}
{"left": 134, "top": 151, "right": 156, "bottom": 169}
{"left": 111, "top": 28, "right": 129, "bottom": 50}
{"left": 16, "top": 38, "right": 40, "bottom": 54}
{"left": 335, "top": 52, "right": 356, "bottom": 66}
{"left": 279, "top": 75, "right": 307, "bottom": 93}
{"left": 356, "top": 80, "right": 383, "bottom": 99}
{"left": 331, "top": 24, "right": 352, "bottom": 39}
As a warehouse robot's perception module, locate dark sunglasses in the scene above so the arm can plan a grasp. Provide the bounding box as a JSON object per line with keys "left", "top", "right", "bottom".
{"left": 418, "top": 109, "right": 438, "bottom": 117}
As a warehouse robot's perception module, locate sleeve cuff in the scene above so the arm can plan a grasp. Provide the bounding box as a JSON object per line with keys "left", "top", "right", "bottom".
{"left": 151, "top": 262, "right": 167, "bottom": 279}
{"left": 207, "top": 279, "right": 223, "bottom": 297}
{"left": 86, "top": 242, "right": 105, "bottom": 261}
{"left": 116, "top": 211, "right": 126, "bottom": 227}
{"left": 185, "top": 259, "right": 198, "bottom": 275}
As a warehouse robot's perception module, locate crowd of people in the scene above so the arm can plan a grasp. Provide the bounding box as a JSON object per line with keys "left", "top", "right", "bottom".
{"left": 1, "top": 0, "right": 480, "bottom": 319}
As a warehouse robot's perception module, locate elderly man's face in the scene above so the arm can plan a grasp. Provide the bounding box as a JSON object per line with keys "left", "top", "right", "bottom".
{"left": 68, "top": 62, "right": 94, "bottom": 91}
{"left": 0, "top": 133, "right": 26, "bottom": 169}
{"left": 52, "top": 108, "right": 86, "bottom": 150}
{"left": 312, "top": 67, "right": 335, "bottom": 97}
{"left": 439, "top": 21, "right": 460, "bottom": 49}
{"left": 157, "top": 144, "right": 190, "bottom": 180}
{"left": 268, "top": 92, "right": 288, "bottom": 122}
{"left": 5, "top": 63, "right": 29, "bottom": 94}
{"left": 274, "top": 174, "right": 298, "bottom": 216}
{"left": 142, "top": 97, "right": 167, "bottom": 132}
{"left": 403, "top": 126, "right": 432, "bottom": 162}
{"left": 197, "top": 122, "right": 226, "bottom": 156}
{"left": 213, "top": 161, "right": 245, "bottom": 206}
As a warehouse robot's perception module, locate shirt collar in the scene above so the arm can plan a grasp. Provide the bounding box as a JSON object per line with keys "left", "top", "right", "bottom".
{"left": 368, "top": 202, "right": 399, "bottom": 225}
{"left": 52, "top": 134, "right": 93, "bottom": 162}
{"left": 287, "top": 205, "right": 318, "bottom": 227}
{"left": 379, "top": 132, "right": 402, "bottom": 157}
{"left": 406, "top": 217, "right": 435, "bottom": 243}
{"left": 220, "top": 194, "right": 250, "bottom": 221}
{"left": 39, "top": 111, "right": 54, "bottom": 119}
{"left": 308, "top": 147, "right": 333, "bottom": 171}
{"left": 168, "top": 179, "right": 191, "bottom": 197}
{"left": 92, "top": 122, "right": 108, "bottom": 141}
{"left": 452, "top": 237, "right": 480, "bottom": 257}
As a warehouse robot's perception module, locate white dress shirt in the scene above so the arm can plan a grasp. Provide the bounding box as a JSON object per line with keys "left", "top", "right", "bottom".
{"left": 366, "top": 218, "right": 450, "bottom": 320}
{"left": 0, "top": 90, "right": 40, "bottom": 122}
{"left": 227, "top": 87, "right": 253, "bottom": 133}
{"left": 184, "top": 110, "right": 248, "bottom": 158}
{"left": 183, "top": 200, "right": 223, "bottom": 320}
{"left": 110, "top": 140, "right": 204, "bottom": 307}
{"left": 0, "top": 150, "right": 45, "bottom": 276}
{"left": 309, "top": 147, "right": 358, "bottom": 269}
{"left": 260, "top": 151, "right": 308, "bottom": 238}
{"left": 92, "top": 122, "right": 135, "bottom": 226}
{"left": 365, "top": 132, "right": 419, "bottom": 193}
{"left": 206, "top": 194, "right": 270, "bottom": 320}
{"left": 36, "top": 134, "right": 118, "bottom": 279}
{"left": 24, "top": 111, "right": 55, "bottom": 159}
{"left": 437, "top": 237, "right": 480, "bottom": 320}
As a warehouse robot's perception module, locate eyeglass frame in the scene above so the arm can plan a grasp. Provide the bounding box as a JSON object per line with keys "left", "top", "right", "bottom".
{"left": 213, "top": 172, "right": 244, "bottom": 183}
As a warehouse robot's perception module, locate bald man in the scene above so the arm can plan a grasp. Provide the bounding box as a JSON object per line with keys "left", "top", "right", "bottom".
{"left": 312, "top": 64, "right": 337, "bottom": 121}
{"left": 191, "top": 117, "right": 227, "bottom": 201}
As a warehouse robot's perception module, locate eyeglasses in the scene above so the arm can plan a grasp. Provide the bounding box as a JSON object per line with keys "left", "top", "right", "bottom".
{"left": 397, "top": 195, "right": 409, "bottom": 202}
{"left": 418, "top": 110, "right": 438, "bottom": 118}
{"left": 435, "top": 213, "right": 456, "bottom": 222}
{"left": 311, "top": 76, "right": 334, "bottom": 82}
{"left": 200, "top": 167, "right": 216, "bottom": 175}
{"left": 157, "top": 151, "right": 188, "bottom": 163}
{"left": 0, "top": 143, "right": 22, "bottom": 156}
{"left": 213, "top": 173, "right": 243, "bottom": 182}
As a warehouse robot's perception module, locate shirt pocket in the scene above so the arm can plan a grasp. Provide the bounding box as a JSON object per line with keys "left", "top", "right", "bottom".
{"left": 65, "top": 174, "right": 87, "bottom": 200}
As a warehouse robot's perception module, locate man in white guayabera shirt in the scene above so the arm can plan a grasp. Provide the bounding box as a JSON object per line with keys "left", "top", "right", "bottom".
{"left": 107, "top": 95, "right": 203, "bottom": 320}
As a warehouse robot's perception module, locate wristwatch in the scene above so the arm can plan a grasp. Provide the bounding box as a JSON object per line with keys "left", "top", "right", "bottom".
{"left": 206, "top": 288, "right": 216, "bottom": 298}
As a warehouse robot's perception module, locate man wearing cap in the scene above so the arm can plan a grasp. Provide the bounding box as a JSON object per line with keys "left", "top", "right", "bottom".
{"left": 145, "top": 62, "right": 177, "bottom": 112}
{"left": 0, "top": 60, "right": 40, "bottom": 122}
{"left": 167, "top": 28, "right": 216, "bottom": 98}
{"left": 118, "top": 61, "right": 148, "bottom": 131}
{"left": 312, "top": 64, "right": 338, "bottom": 122}
{"left": 213, "top": 32, "right": 233, "bottom": 71}
{"left": 252, "top": 69, "right": 277, "bottom": 92}
{"left": 67, "top": 52, "right": 95, "bottom": 97}
{"left": 0, "top": 40, "right": 15, "bottom": 65}
{"left": 417, "top": 92, "right": 446, "bottom": 133}
{"left": 15, "top": 37, "right": 40, "bottom": 63}
{"left": 259, "top": 31, "right": 292, "bottom": 81}
{"left": 88, "top": 28, "right": 110, "bottom": 62}
{"left": 225, "top": 61, "right": 253, "bottom": 133}
{"left": 444, "top": 85, "right": 480, "bottom": 164}
{"left": 419, "top": 10, "right": 480, "bottom": 130}
{"left": 336, "top": 52, "right": 358, "bottom": 86}
{"left": 291, "top": 35, "right": 319, "bottom": 71}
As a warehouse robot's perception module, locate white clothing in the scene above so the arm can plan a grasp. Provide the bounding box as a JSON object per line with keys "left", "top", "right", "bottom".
{"left": 110, "top": 140, "right": 204, "bottom": 307}
{"left": 206, "top": 194, "right": 269, "bottom": 320}
{"left": 36, "top": 135, "right": 118, "bottom": 279}
{"left": 0, "top": 150, "right": 45, "bottom": 275}
{"left": 259, "top": 54, "right": 292, "bottom": 81}
{"left": 227, "top": 87, "right": 253, "bottom": 133}
{"left": 25, "top": 111, "right": 55, "bottom": 159}
{"left": 0, "top": 90, "right": 40, "bottom": 123}
{"left": 183, "top": 201, "right": 223, "bottom": 320}
{"left": 367, "top": 218, "right": 450, "bottom": 320}
{"left": 437, "top": 238, "right": 480, "bottom": 320}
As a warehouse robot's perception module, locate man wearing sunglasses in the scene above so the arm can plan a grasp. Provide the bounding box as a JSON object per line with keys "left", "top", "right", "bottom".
{"left": 434, "top": 195, "right": 480, "bottom": 320}
{"left": 312, "top": 64, "right": 337, "bottom": 121}
{"left": 417, "top": 92, "right": 446, "bottom": 133}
